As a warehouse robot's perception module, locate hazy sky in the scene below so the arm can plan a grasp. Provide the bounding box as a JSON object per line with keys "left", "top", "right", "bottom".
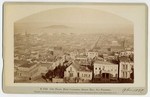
{"left": 4, "top": 3, "right": 147, "bottom": 34}
{"left": 14, "top": 7, "right": 133, "bottom": 32}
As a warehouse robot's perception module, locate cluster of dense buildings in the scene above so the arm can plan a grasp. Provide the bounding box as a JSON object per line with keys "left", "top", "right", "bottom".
{"left": 14, "top": 42, "right": 134, "bottom": 83}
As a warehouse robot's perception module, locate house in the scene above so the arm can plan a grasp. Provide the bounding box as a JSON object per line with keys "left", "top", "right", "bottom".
{"left": 102, "top": 54, "right": 108, "bottom": 61}
{"left": 119, "top": 57, "right": 134, "bottom": 80}
{"left": 14, "top": 60, "right": 26, "bottom": 67}
{"left": 74, "top": 55, "right": 90, "bottom": 66}
{"left": 70, "top": 52, "right": 77, "bottom": 60}
{"left": 114, "top": 53, "right": 119, "bottom": 60}
{"left": 119, "top": 50, "right": 134, "bottom": 57}
{"left": 62, "top": 54, "right": 71, "bottom": 62}
{"left": 16, "top": 62, "right": 40, "bottom": 80}
{"left": 14, "top": 54, "right": 20, "bottom": 60}
{"left": 53, "top": 46, "right": 63, "bottom": 56}
{"left": 75, "top": 55, "right": 87, "bottom": 61}
{"left": 30, "top": 51, "right": 39, "bottom": 59}
{"left": 47, "top": 48, "right": 54, "bottom": 55}
{"left": 64, "top": 64, "right": 78, "bottom": 80}
{"left": 110, "top": 46, "right": 125, "bottom": 52}
{"left": 107, "top": 56, "right": 115, "bottom": 61}
{"left": 87, "top": 51, "right": 98, "bottom": 59}
{"left": 97, "top": 57, "right": 104, "bottom": 61}
{"left": 78, "top": 66, "right": 92, "bottom": 82}
{"left": 111, "top": 41, "right": 120, "bottom": 47}
{"left": 64, "top": 63, "right": 92, "bottom": 82}
{"left": 94, "top": 61, "right": 118, "bottom": 80}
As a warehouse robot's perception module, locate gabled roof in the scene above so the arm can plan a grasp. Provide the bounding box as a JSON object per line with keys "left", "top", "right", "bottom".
{"left": 71, "top": 63, "right": 80, "bottom": 71}
{"left": 69, "top": 63, "right": 91, "bottom": 72}
{"left": 78, "top": 66, "right": 92, "bottom": 72}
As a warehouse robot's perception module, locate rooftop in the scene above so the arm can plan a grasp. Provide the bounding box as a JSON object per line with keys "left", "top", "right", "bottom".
{"left": 94, "top": 60, "right": 118, "bottom": 65}
{"left": 76, "top": 55, "right": 87, "bottom": 58}
{"left": 78, "top": 66, "right": 91, "bottom": 72}
{"left": 46, "top": 56, "right": 57, "bottom": 62}
{"left": 40, "top": 62, "right": 53, "bottom": 65}
{"left": 19, "top": 62, "right": 36, "bottom": 68}
{"left": 14, "top": 60, "right": 26, "bottom": 65}
{"left": 71, "top": 63, "right": 91, "bottom": 72}
{"left": 88, "top": 49, "right": 98, "bottom": 52}
{"left": 119, "top": 56, "right": 131, "bottom": 62}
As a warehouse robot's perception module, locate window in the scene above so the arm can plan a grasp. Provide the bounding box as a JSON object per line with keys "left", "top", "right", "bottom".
{"left": 70, "top": 67, "right": 72, "bottom": 71}
{"left": 126, "top": 65, "right": 128, "bottom": 70}
{"left": 123, "top": 65, "right": 125, "bottom": 69}
{"left": 123, "top": 72, "right": 128, "bottom": 78}
{"left": 70, "top": 73, "right": 73, "bottom": 77}
{"left": 103, "top": 66, "right": 105, "bottom": 70}
{"left": 122, "top": 72, "right": 125, "bottom": 78}
{"left": 84, "top": 74, "right": 87, "bottom": 77}
{"left": 115, "top": 74, "right": 118, "bottom": 77}
{"left": 125, "top": 72, "right": 128, "bottom": 78}
{"left": 95, "top": 71, "right": 97, "bottom": 74}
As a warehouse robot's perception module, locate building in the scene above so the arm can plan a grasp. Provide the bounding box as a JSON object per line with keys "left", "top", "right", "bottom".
{"left": 119, "top": 57, "right": 134, "bottom": 80}
{"left": 111, "top": 41, "right": 120, "bottom": 46}
{"left": 107, "top": 56, "right": 115, "bottom": 61}
{"left": 70, "top": 52, "right": 77, "bottom": 60}
{"left": 16, "top": 62, "right": 40, "bottom": 80}
{"left": 102, "top": 54, "right": 108, "bottom": 60}
{"left": 64, "top": 63, "right": 92, "bottom": 82}
{"left": 119, "top": 50, "right": 134, "bottom": 57}
{"left": 64, "top": 64, "right": 78, "bottom": 80}
{"left": 47, "top": 48, "right": 54, "bottom": 55}
{"left": 30, "top": 51, "right": 39, "bottom": 59}
{"left": 110, "top": 46, "right": 124, "bottom": 52}
{"left": 14, "top": 60, "right": 25, "bottom": 67}
{"left": 94, "top": 61, "right": 118, "bottom": 80}
{"left": 14, "top": 54, "right": 20, "bottom": 60}
{"left": 62, "top": 54, "right": 71, "bottom": 62}
{"left": 78, "top": 66, "right": 92, "bottom": 82}
{"left": 74, "top": 55, "right": 91, "bottom": 66}
{"left": 75, "top": 55, "right": 87, "bottom": 61}
{"left": 97, "top": 57, "right": 104, "bottom": 61}
{"left": 114, "top": 53, "right": 119, "bottom": 60}
{"left": 87, "top": 51, "right": 98, "bottom": 59}
{"left": 53, "top": 46, "right": 63, "bottom": 56}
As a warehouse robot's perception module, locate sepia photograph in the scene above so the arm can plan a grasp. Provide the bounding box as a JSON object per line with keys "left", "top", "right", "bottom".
{"left": 2, "top": 2, "right": 147, "bottom": 94}
{"left": 14, "top": 4, "right": 134, "bottom": 83}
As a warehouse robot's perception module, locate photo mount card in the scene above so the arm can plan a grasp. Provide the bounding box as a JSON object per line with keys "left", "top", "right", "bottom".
{"left": 2, "top": 2, "right": 148, "bottom": 94}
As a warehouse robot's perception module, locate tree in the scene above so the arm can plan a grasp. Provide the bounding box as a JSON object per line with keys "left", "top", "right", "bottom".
{"left": 41, "top": 75, "right": 48, "bottom": 82}
{"left": 53, "top": 64, "right": 67, "bottom": 78}
{"left": 130, "top": 66, "right": 134, "bottom": 80}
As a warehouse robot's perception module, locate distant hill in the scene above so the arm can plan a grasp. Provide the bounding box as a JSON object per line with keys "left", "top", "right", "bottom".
{"left": 14, "top": 7, "right": 133, "bottom": 34}
{"left": 43, "top": 25, "right": 71, "bottom": 29}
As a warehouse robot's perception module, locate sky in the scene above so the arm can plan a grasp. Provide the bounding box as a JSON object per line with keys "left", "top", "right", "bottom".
{"left": 4, "top": 3, "right": 147, "bottom": 34}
